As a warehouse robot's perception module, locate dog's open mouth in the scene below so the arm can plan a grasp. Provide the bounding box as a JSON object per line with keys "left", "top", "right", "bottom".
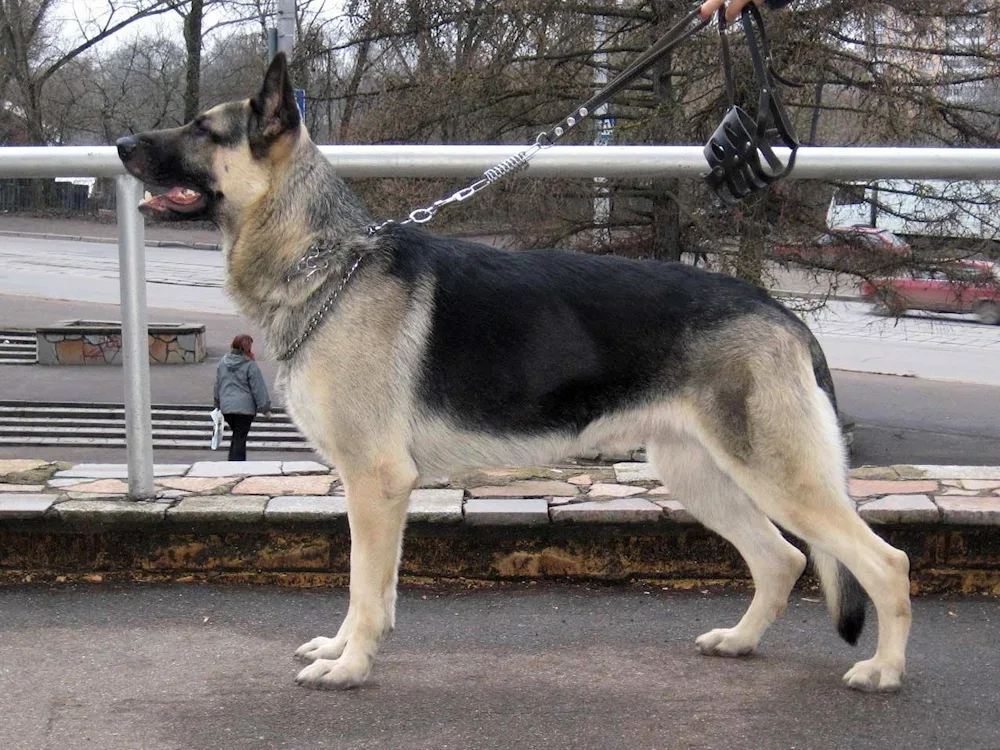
{"left": 140, "top": 187, "right": 208, "bottom": 215}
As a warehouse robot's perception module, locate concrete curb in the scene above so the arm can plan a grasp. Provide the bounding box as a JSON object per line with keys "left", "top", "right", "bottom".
{"left": 0, "top": 229, "right": 220, "bottom": 251}
{"left": 2, "top": 459, "right": 999, "bottom": 592}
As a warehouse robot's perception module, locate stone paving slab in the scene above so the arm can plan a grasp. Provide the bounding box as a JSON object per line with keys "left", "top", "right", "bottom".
{"left": 936, "top": 496, "right": 1000, "bottom": 525}
{"left": 468, "top": 480, "right": 579, "bottom": 498}
{"left": 264, "top": 495, "right": 348, "bottom": 522}
{"left": 281, "top": 461, "right": 331, "bottom": 475}
{"left": 155, "top": 477, "right": 238, "bottom": 494}
{"left": 464, "top": 498, "right": 549, "bottom": 526}
{"left": 859, "top": 494, "right": 940, "bottom": 524}
{"left": 586, "top": 483, "right": 648, "bottom": 499}
{"left": 956, "top": 480, "right": 1000, "bottom": 491}
{"left": 613, "top": 462, "right": 660, "bottom": 483}
{"left": 186, "top": 461, "right": 283, "bottom": 478}
{"left": 0, "top": 459, "right": 50, "bottom": 474}
{"left": 408, "top": 489, "right": 464, "bottom": 523}
{"left": 48, "top": 478, "right": 92, "bottom": 488}
{"left": 654, "top": 499, "right": 697, "bottom": 524}
{"left": 849, "top": 479, "right": 940, "bottom": 497}
{"left": 53, "top": 464, "right": 189, "bottom": 479}
{"left": 5, "top": 460, "right": 1000, "bottom": 529}
{"left": 0, "top": 494, "right": 57, "bottom": 518}
{"left": 551, "top": 498, "right": 663, "bottom": 524}
{"left": 913, "top": 465, "right": 1000, "bottom": 480}
{"left": 167, "top": 495, "right": 268, "bottom": 523}
{"left": 56, "top": 499, "right": 171, "bottom": 526}
{"left": 56, "top": 479, "right": 130, "bottom": 494}
{"left": 232, "top": 475, "right": 335, "bottom": 496}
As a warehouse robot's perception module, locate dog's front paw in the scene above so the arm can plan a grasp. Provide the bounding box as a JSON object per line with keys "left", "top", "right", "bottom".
{"left": 295, "top": 656, "right": 371, "bottom": 690}
{"left": 294, "top": 636, "right": 346, "bottom": 663}
{"left": 843, "top": 658, "right": 903, "bottom": 692}
{"left": 695, "top": 627, "right": 758, "bottom": 657}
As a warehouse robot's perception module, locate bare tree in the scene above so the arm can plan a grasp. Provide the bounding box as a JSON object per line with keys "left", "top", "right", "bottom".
{"left": 0, "top": 0, "right": 185, "bottom": 144}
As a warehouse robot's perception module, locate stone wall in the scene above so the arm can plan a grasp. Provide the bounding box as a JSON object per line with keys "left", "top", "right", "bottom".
{"left": 36, "top": 320, "right": 206, "bottom": 365}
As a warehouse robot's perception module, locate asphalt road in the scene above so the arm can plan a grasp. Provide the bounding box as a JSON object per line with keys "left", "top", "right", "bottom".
{"left": 0, "top": 583, "right": 997, "bottom": 750}
{"left": 834, "top": 371, "right": 1000, "bottom": 466}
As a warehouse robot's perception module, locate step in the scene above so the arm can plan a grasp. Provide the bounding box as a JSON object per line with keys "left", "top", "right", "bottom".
{"left": 0, "top": 435, "right": 311, "bottom": 451}
{"left": 0, "top": 416, "right": 300, "bottom": 431}
{"left": 0, "top": 405, "right": 293, "bottom": 423}
{"left": 0, "top": 424, "right": 307, "bottom": 440}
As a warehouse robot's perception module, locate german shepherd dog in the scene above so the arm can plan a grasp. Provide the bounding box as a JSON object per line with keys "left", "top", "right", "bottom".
{"left": 117, "top": 53, "right": 911, "bottom": 692}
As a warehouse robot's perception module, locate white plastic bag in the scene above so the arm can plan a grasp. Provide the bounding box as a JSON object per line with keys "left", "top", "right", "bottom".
{"left": 210, "top": 408, "right": 224, "bottom": 450}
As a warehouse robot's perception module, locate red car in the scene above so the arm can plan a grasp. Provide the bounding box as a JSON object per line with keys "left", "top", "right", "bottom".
{"left": 860, "top": 259, "right": 1000, "bottom": 324}
{"left": 772, "top": 227, "right": 910, "bottom": 266}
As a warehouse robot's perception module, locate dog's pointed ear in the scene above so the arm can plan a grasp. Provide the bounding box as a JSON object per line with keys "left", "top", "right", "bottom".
{"left": 249, "top": 52, "right": 301, "bottom": 154}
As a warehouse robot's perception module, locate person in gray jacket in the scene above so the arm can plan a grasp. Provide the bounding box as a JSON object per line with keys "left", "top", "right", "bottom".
{"left": 213, "top": 334, "right": 271, "bottom": 461}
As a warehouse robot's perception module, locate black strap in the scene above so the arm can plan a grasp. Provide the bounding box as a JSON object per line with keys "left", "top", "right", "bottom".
{"left": 703, "top": 4, "right": 799, "bottom": 204}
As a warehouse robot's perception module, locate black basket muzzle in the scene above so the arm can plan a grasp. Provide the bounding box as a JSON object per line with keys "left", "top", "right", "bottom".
{"left": 703, "top": 5, "right": 799, "bottom": 205}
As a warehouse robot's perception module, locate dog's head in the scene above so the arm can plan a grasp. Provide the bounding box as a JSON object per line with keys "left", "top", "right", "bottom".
{"left": 116, "top": 52, "right": 301, "bottom": 226}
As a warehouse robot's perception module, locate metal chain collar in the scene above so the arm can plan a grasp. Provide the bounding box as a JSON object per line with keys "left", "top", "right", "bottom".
{"left": 284, "top": 242, "right": 340, "bottom": 283}
{"left": 275, "top": 253, "right": 364, "bottom": 361}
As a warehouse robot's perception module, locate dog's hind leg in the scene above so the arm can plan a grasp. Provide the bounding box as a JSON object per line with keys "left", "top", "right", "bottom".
{"left": 295, "top": 451, "right": 418, "bottom": 690}
{"left": 648, "top": 438, "right": 807, "bottom": 656}
{"left": 709, "top": 377, "right": 911, "bottom": 692}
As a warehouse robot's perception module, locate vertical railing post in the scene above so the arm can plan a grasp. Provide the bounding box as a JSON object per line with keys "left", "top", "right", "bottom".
{"left": 116, "top": 174, "right": 155, "bottom": 499}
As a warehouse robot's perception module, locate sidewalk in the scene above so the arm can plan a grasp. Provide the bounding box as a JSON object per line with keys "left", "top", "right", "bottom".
{"left": 0, "top": 215, "right": 222, "bottom": 249}
{"left": 2, "top": 458, "right": 998, "bottom": 593}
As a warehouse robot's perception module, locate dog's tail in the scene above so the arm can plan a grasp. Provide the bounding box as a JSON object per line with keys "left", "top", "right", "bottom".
{"left": 807, "top": 334, "right": 867, "bottom": 645}
{"left": 811, "top": 550, "right": 866, "bottom": 644}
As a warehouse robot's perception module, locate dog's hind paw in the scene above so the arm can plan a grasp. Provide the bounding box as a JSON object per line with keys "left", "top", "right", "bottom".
{"left": 843, "top": 658, "right": 903, "bottom": 692}
{"left": 295, "top": 657, "right": 371, "bottom": 690}
{"left": 695, "top": 627, "right": 758, "bottom": 657}
{"left": 294, "top": 636, "right": 346, "bottom": 663}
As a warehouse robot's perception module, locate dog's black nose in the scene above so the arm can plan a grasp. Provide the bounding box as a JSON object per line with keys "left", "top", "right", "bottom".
{"left": 116, "top": 135, "right": 138, "bottom": 160}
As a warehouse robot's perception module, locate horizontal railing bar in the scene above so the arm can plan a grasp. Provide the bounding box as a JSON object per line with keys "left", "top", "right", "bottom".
{"left": 0, "top": 145, "right": 998, "bottom": 180}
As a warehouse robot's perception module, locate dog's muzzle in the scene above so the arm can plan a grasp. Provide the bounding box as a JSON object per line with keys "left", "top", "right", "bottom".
{"left": 116, "top": 135, "right": 138, "bottom": 161}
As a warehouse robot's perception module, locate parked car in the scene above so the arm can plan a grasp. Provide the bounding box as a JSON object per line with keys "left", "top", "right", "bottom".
{"left": 860, "top": 259, "right": 1000, "bottom": 324}
{"left": 772, "top": 226, "right": 910, "bottom": 267}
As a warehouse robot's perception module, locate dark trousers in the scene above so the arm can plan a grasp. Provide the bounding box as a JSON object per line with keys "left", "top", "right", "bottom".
{"left": 223, "top": 413, "right": 254, "bottom": 461}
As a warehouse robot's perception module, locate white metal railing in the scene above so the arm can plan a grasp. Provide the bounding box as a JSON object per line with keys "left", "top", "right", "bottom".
{"left": 1, "top": 144, "right": 998, "bottom": 497}
{"left": 1, "top": 144, "right": 1000, "bottom": 180}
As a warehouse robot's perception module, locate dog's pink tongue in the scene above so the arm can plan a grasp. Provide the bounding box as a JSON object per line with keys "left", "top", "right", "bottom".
{"left": 140, "top": 187, "right": 201, "bottom": 212}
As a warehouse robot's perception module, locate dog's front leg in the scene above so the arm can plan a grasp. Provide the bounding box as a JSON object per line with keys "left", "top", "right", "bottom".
{"left": 295, "top": 455, "right": 417, "bottom": 690}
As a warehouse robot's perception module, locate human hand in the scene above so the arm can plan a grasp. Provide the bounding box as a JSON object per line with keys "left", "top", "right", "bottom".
{"left": 699, "top": 0, "right": 764, "bottom": 23}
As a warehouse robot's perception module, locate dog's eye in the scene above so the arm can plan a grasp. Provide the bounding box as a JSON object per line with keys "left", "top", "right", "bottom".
{"left": 193, "top": 118, "right": 212, "bottom": 138}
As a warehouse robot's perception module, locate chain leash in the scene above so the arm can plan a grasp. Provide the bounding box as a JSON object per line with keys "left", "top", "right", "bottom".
{"left": 368, "top": 6, "right": 711, "bottom": 236}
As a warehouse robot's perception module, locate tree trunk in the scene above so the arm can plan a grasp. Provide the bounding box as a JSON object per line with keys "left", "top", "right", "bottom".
{"left": 647, "top": 0, "right": 683, "bottom": 263}
{"left": 183, "top": 0, "right": 204, "bottom": 123}
{"left": 339, "top": 36, "right": 371, "bottom": 142}
{"left": 733, "top": 193, "right": 768, "bottom": 286}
